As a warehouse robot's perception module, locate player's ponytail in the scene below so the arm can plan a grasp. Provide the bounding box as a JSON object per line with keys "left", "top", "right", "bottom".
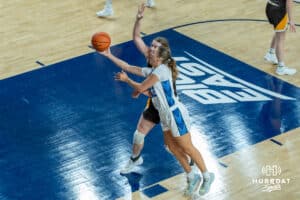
{"left": 168, "top": 57, "right": 178, "bottom": 81}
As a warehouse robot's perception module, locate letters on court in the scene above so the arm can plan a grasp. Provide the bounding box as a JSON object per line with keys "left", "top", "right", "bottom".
{"left": 174, "top": 52, "right": 295, "bottom": 105}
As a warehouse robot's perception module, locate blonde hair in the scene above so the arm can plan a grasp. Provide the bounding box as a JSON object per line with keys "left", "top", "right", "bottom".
{"left": 154, "top": 37, "right": 169, "bottom": 48}
{"left": 158, "top": 46, "right": 178, "bottom": 81}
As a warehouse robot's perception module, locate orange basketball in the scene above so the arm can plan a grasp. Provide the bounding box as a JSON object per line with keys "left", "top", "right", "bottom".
{"left": 91, "top": 32, "right": 111, "bottom": 52}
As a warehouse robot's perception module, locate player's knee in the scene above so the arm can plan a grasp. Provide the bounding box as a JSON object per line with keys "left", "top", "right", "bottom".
{"left": 133, "top": 130, "right": 145, "bottom": 145}
{"left": 137, "top": 122, "right": 147, "bottom": 133}
{"left": 137, "top": 117, "right": 153, "bottom": 133}
{"left": 181, "top": 146, "right": 194, "bottom": 156}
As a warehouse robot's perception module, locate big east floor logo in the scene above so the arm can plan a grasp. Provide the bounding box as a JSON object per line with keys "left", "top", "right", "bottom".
{"left": 174, "top": 51, "right": 295, "bottom": 105}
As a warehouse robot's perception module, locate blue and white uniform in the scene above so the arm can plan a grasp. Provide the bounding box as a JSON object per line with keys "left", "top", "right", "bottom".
{"left": 142, "top": 64, "right": 190, "bottom": 137}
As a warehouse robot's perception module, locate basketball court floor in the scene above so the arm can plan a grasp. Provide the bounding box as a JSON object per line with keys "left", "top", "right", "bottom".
{"left": 1, "top": 1, "right": 300, "bottom": 200}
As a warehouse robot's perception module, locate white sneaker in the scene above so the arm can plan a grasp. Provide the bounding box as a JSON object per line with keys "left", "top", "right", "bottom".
{"left": 199, "top": 172, "right": 215, "bottom": 196}
{"left": 120, "top": 156, "right": 143, "bottom": 174}
{"left": 276, "top": 66, "right": 297, "bottom": 75}
{"left": 146, "top": 0, "right": 155, "bottom": 7}
{"left": 184, "top": 174, "right": 202, "bottom": 196}
{"left": 96, "top": 7, "right": 113, "bottom": 17}
{"left": 294, "top": 0, "right": 300, "bottom": 3}
{"left": 264, "top": 52, "right": 278, "bottom": 65}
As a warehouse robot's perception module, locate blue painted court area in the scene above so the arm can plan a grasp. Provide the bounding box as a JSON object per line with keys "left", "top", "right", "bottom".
{"left": 0, "top": 29, "right": 299, "bottom": 200}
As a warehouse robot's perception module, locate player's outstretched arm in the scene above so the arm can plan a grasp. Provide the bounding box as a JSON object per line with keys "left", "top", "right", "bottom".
{"left": 98, "top": 48, "right": 144, "bottom": 76}
{"left": 133, "top": 3, "right": 149, "bottom": 58}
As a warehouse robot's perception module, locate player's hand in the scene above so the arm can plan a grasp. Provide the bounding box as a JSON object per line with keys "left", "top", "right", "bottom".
{"left": 97, "top": 47, "right": 111, "bottom": 56}
{"left": 136, "top": 3, "right": 146, "bottom": 20}
{"left": 289, "top": 21, "right": 296, "bottom": 32}
{"left": 132, "top": 90, "right": 141, "bottom": 98}
{"left": 114, "top": 71, "right": 129, "bottom": 82}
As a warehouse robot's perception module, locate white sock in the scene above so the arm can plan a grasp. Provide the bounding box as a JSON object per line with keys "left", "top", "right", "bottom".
{"left": 187, "top": 170, "right": 195, "bottom": 181}
{"left": 105, "top": 0, "right": 112, "bottom": 9}
{"left": 269, "top": 48, "right": 276, "bottom": 54}
{"left": 203, "top": 171, "right": 210, "bottom": 180}
{"left": 278, "top": 62, "right": 285, "bottom": 67}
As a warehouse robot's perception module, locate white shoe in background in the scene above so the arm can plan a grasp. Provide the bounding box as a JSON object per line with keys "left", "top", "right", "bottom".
{"left": 264, "top": 52, "right": 278, "bottom": 65}
{"left": 276, "top": 66, "right": 297, "bottom": 75}
{"left": 146, "top": 0, "right": 155, "bottom": 8}
{"left": 96, "top": 6, "right": 114, "bottom": 17}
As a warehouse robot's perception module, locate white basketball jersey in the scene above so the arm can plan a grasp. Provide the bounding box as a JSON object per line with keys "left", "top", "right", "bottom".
{"left": 142, "top": 64, "right": 190, "bottom": 136}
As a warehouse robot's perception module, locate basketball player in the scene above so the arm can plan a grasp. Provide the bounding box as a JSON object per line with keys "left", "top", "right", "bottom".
{"left": 264, "top": 0, "right": 297, "bottom": 75}
{"left": 122, "top": 3, "right": 190, "bottom": 172}
{"left": 98, "top": 44, "right": 215, "bottom": 196}
{"left": 111, "top": 3, "right": 198, "bottom": 196}
{"left": 96, "top": 0, "right": 155, "bottom": 17}
{"left": 123, "top": 4, "right": 199, "bottom": 196}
